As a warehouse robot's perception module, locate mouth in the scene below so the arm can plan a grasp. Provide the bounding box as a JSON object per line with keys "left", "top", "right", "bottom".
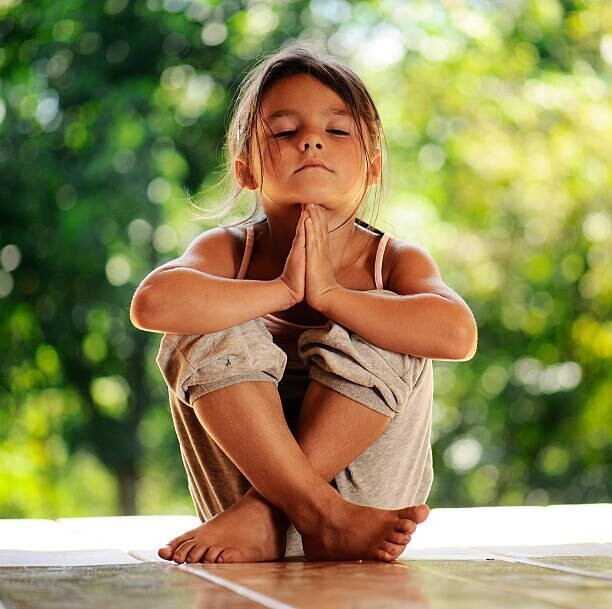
{"left": 295, "top": 159, "right": 331, "bottom": 173}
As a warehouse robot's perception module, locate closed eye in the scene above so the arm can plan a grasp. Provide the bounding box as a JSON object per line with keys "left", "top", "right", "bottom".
{"left": 272, "top": 130, "right": 296, "bottom": 138}
{"left": 327, "top": 129, "right": 349, "bottom": 136}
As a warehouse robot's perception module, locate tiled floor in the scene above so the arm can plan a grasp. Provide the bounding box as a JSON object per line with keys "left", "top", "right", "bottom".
{"left": 0, "top": 504, "right": 610, "bottom": 608}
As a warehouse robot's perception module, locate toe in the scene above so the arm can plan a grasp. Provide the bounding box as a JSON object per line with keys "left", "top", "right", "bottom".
{"left": 160, "top": 527, "right": 200, "bottom": 560}
{"left": 202, "top": 545, "right": 224, "bottom": 563}
{"left": 397, "top": 505, "right": 429, "bottom": 524}
{"left": 375, "top": 547, "right": 396, "bottom": 562}
{"left": 186, "top": 544, "right": 207, "bottom": 564}
{"left": 159, "top": 535, "right": 189, "bottom": 560}
{"left": 168, "top": 527, "right": 199, "bottom": 549}
{"left": 217, "top": 547, "right": 244, "bottom": 564}
{"left": 379, "top": 541, "right": 403, "bottom": 561}
{"left": 173, "top": 540, "right": 197, "bottom": 564}
{"left": 387, "top": 531, "right": 411, "bottom": 546}
{"left": 413, "top": 504, "right": 430, "bottom": 523}
{"left": 397, "top": 519, "right": 416, "bottom": 534}
{"left": 158, "top": 544, "right": 173, "bottom": 560}
{"left": 396, "top": 518, "right": 417, "bottom": 535}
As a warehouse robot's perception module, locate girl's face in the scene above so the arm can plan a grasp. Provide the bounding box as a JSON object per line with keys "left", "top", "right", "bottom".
{"left": 244, "top": 74, "right": 380, "bottom": 216}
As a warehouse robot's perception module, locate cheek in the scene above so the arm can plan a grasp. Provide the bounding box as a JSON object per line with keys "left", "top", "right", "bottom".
{"left": 345, "top": 143, "right": 368, "bottom": 178}
{"left": 262, "top": 142, "right": 288, "bottom": 175}
{"left": 346, "top": 138, "right": 363, "bottom": 161}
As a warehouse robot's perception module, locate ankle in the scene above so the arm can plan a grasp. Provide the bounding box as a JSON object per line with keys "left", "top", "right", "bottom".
{"left": 244, "top": 488, "right": 291, "bottom": 529}
{"left": 286, "top": 483, "right": 343, "bottom": 536}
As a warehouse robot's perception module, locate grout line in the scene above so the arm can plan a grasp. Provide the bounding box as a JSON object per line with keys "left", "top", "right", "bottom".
{"left": 179, "top": 564, "right": 298, "bottom": 609}
{"left": 404, "top": 561, "right": 581, "bottom": 609}
{"left": 130, "top": 549, "right": 297, "bottom": 608}
{"left": 486, "top": 552, "right": 612, "bottom": 582}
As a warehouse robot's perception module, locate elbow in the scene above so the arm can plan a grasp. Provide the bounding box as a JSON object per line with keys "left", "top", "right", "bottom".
{"left": 130, "top": 283, "right": 161, "bottom": 332}
{"left": 445, "top": 314, "right": 478, "bottom": 361}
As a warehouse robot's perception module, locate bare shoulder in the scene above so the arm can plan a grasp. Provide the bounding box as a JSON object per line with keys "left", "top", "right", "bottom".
{"left": 160, "top": 226, "right": 246, "bottom": 279}
{"left": 384, "top": 237, "right": 446, "bottom": 295}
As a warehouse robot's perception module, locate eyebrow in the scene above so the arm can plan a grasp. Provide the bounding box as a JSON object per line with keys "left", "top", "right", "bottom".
{"left": 265, "top": 106, "right": 352, "bottom": 121}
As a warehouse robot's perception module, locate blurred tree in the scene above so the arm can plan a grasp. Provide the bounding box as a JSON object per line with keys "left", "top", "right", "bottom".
{"left": 0, "top": 0, "right": 312, "bottom": 516}
{"left": 0, "top": 0, "right": 609, "bottom": 517}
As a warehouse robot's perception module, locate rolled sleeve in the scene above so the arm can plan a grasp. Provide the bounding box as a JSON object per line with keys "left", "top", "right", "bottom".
{"left": 156, "top": 318, "right": 287, "bottom": 406}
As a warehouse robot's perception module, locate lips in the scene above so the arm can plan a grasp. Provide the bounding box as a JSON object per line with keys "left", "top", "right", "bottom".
{"left": 295, "top": 158, "right": 331, "bottom": 172}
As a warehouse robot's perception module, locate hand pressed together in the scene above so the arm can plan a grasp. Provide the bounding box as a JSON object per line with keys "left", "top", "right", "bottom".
{"left": 279, "top": 204, "right": 341, "bottom": 312}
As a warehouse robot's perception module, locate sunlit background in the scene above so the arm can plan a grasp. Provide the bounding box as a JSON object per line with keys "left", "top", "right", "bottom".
{"left": 1, "top": 0, "right": 610, "bottom": 518}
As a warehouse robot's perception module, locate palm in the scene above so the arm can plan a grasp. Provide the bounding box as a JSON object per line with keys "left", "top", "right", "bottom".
{"left": 280, "top": 207, "right": 307, "bottom": 305}
{"left": 304, "top": 204, "right": 339, "bottom": 311}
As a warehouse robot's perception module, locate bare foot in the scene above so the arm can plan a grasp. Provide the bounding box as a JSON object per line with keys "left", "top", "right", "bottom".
{"left": 158, "top": 490, "right": 289, "bottom": 564}
{"left": 301, "top": 501, "right": 429, "bottom": 562}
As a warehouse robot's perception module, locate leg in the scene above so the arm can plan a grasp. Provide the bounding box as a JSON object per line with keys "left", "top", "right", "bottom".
{"left": 294, "top": 321, "right": 434, "bottom": 557}
{"left": 297, "top": 319, "right": 434, "bottom": 509}
{"left": 156, "top": 320, "right": 290, "bottom": 563}
{"left": 159, "top": 382, "right": 291, "bottom": 564}
{"left": 167, "top": 392, "right": 251, "bottom": 521}
{"left": 166, "top": 379, "right": 426, "bottom": 563}
{"left": 294, "top": 380, "right": 430, "bottom": 559}
{"left": 331, "top": 358, "right": 434, "bottom": 510}
{"left": 296, "top": 379, "right": 391, "bottom": 480}
{"left": 157, "top": 319, "right": 429, "bottom": 563}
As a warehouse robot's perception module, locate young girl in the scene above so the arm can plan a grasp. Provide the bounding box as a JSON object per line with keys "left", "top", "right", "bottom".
{"left": 130, "top": 44, "right": 477, "bottom": 564}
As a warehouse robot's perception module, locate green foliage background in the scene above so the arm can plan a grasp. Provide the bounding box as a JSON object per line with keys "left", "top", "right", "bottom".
{"left": 0, "top": 0, "right": 610, "bottom": 517}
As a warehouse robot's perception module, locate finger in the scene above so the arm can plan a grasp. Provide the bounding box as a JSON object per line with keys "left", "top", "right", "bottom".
{"left": 304, "top": 215, "right": 314, "bottom": 248}
{"left": 294, "top": 207, "right": 307, "bottom": 247}
{"left": 314, "top": 203, "right": 326, "bottom": 226}
{"left": 315, "top": 205, "right": 329, "bottom": 246}
{"left": 308, "top": 204, "right": 325, "bottom": 248}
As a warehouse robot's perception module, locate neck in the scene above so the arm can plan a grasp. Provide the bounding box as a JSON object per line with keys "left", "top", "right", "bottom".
{"left": 263, "top": 204, "right": 360, "bottom": 272}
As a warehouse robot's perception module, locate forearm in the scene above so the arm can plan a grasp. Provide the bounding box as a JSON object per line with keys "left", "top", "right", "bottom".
{"left": 319, "top": 287, "right": 477, "bottom": 360}
{"left": 130, "top": 268, "right": 292, "bottom": 334}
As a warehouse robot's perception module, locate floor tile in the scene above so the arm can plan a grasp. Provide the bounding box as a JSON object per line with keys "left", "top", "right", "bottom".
{"left": 2, "top": 505, "right": 611, "bottom": 608}
{"left": 533, "top": 555, "right": 612, "bottom": 576}
{"left": 186, "top": 560, "right": 570, "bottom": 609}
{"left": 0, "top": 562, "right": 260, "bottom": 609}
{"left": 479, "top": 543, "right": 612, "bottom": 557}
{"left": 411, "top": 559, "right": 612, "bottom": 609}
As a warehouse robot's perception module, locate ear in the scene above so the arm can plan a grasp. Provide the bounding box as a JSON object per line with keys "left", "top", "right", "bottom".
{"left": 234, "top": 158, "right": 257, "bottom": 190}
{"left": 366, "top": 149, "right": 382, "bottom": 185}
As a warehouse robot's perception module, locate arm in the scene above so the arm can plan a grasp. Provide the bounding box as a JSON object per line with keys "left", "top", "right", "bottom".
{"left": 130, "top": 227, "right": 295, "bottom": 335}
{"left": 317, "top": 241, "right": 478, "bottom": 361}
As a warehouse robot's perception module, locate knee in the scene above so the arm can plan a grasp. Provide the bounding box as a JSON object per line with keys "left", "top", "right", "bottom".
{"left": 298, "top": 321, "right": 421, "bottom": 417}
{"left": 156, "top": 318, "right": 287, "bottom": 406}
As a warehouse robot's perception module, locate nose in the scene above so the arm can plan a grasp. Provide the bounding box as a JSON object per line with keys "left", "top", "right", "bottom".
{"left": 300, "top": 130, "right": 324, "bottom": 151}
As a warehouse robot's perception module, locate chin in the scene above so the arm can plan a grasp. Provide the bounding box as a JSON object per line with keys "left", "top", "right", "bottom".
{"left": 295, "top": 191, "right": 339, "bottom": 206}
